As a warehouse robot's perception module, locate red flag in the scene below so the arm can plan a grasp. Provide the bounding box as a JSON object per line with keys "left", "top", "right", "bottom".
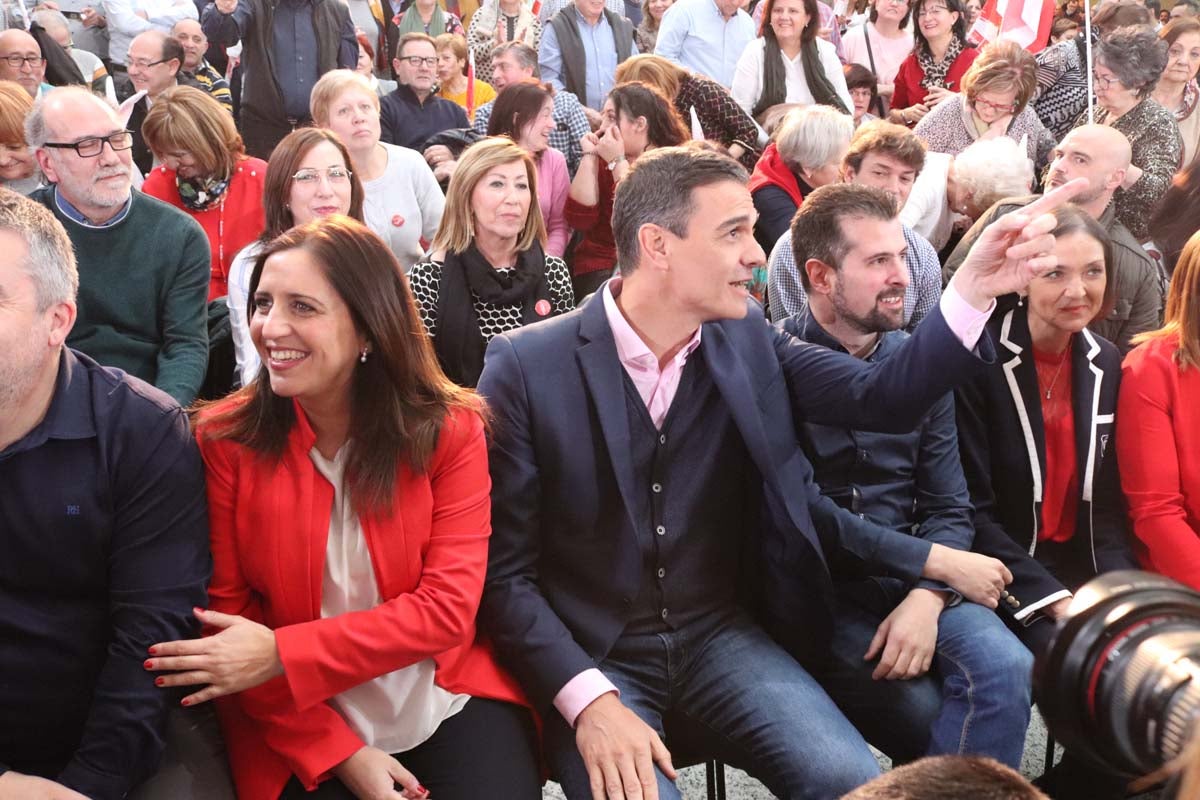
{"left": 969, "top": 0, "right": 1055, "bottom": 53}
{"left": 466, "top": 48, "right": 476, "bottom": 119}
{"left": 531, "top": 0, "right": 542, "bottom": 16}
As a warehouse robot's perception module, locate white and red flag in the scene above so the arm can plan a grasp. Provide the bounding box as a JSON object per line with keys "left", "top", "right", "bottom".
{"left": 969, "top": 0, "right": 1055, "bottom": 53}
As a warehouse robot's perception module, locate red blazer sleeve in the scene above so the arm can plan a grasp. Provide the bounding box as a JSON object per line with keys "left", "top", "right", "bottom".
{"left": 140, "top": 169, "right": 175, "bottom": 206}
{"left": 198, "top": 433, "right": 363, "bottom": 791}
{"left": 1117, "top": 345, "right": 1200, "bottom": 589}
{"left": 273, "top": 409, "right": 493, "bottom": 710}
{"left": 891, "top": 55, "right": 921, "bottom": 111}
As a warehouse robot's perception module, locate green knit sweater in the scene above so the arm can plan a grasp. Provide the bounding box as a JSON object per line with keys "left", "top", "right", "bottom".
{"left": 32, "top": 187, "right": 211, "bottom": 406}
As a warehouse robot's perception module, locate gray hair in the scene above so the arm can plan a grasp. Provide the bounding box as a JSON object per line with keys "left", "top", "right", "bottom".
{"left": 32, "top": 8, "right": 70, "bottom": 34}
{"left": 0, "top": 188, "right": 77, "bottom": 309}
{"left": 790, "top": 183, "right": 897, "bottom": 292}
{"left": 953, "top": 136, "right": 1034, "bottom": 212}
{"left": 774, "top": 105, "right": 854, "bottom": 172}
{"left": 492, "top": 42, "right": 539, "bottom": 77}
{"left": 612, "top": 145, "right": 749, "bottom": 275}
{"left": 1097, "top": 25, "right": 1170, "bottom": 98}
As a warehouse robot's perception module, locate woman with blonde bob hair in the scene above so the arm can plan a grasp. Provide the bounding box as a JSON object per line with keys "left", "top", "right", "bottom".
{"left": 409, "top": 137, "right": 573, "bottom": 387}
{"left": 1118, "top": 229, "right": 1200, "bottom": 590}
{"left": 914, "top": 38, "right": 1054, "bottom": 166}
{"left": 0, "top": 81, "right": 36, "bottom": 194}
{"left": 142, "top": 86, "right": 267, "bottom": 300}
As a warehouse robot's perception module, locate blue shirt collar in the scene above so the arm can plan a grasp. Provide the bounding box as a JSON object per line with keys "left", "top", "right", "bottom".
{"left": 54, "top": 185, "right": 132, "bottom": 228}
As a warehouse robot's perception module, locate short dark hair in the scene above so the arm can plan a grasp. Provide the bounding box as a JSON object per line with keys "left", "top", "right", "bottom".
{"left": 1097, "top": 24, "right": 1170, "bottom": 98}
{"left": 840, "top": 755, "right": 1049, "bottom": 799}
{"left": 611, "top": 146, "right": 748, "bottom": 274}
{"left": 843, "top": 119, "right": 926, "bottom": 175}
{"left": 844, "top": 62, "right": 879, "bottom": 98}
{"left": 492, "top": 42, "right": 539, "bottom": 76}
{"left": 160, "top": 33, "right": 184, "bottom": 66}
{"left": 790, "top": 183, "right": 898, "bottom": 292}
{"left": 486, "top": 79, "right": 555, "bottom": 142}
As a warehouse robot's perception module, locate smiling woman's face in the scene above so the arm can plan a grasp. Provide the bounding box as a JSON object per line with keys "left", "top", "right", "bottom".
{"left": 287, "top": 140, "right": 354, "bottom": 226}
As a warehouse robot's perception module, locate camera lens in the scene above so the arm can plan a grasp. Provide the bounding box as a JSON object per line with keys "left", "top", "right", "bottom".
{"left": 1035, "top": 571, "right": 1200, "bottom": 778}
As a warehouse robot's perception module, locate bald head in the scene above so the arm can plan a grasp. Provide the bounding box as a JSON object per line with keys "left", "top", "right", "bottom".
{"left": 0, "top": 29, "right": 44, "bottom": 97}
{"left": 172, "top": 19, "right": 207, "bottom": 71}
{"left": 128, "top": 30, "right": 183, "bottom": 96}
{"left": 1046, "top": 124, "right": 1132, "bottom": 216}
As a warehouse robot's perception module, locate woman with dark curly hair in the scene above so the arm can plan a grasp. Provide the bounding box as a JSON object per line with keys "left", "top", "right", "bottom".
{"left": 1068, "top": 24, "right": 1182, "bottom": 241}
{"left": 890, "top": 0, "right": 979, "bottom": 126}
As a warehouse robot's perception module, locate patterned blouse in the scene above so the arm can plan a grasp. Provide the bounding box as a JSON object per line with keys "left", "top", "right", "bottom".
{"left": 1033, "top": 37, "right": 1088, "bottom": 141}
{"left": 675, "top": 73, "right": 760, "bottom": 171}
{"left": 408, "top": 254, "right": 575, "bottom": 339}
{"left": 913, "top": 94, "right": 1056, "bottom": 168}
{"left": 1068, "top": 99, "right": 1183, "bottom": 241}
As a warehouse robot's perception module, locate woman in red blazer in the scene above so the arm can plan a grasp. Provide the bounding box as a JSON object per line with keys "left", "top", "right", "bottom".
{"left": 889, "top": 0, "right": 979, "bottom": 126}
{"left": 1118, "top": 230, "right": 1200, "bottom": 589}
{"left": 144, "top": 217, "right": 540, "bottom": 800}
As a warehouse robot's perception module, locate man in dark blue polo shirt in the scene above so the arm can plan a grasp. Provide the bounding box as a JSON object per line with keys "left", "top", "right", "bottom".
{"left": 0, "top": 189, "right": 211, "bottom": 800}
{"left": 380, "top": 32, "right": 469, "bottom": 153}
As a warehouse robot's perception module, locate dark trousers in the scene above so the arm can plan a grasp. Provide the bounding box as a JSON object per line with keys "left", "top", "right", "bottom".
{"left": 278, "top": 698, "right": 540, "bottom": 800}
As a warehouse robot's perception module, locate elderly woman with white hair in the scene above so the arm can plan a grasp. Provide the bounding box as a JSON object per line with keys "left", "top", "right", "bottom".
{"left": 900, "top": 134, "right": 1035, "bottom": 252}
{"left": 748, "top": 104, "right": 855, "bottom": 251}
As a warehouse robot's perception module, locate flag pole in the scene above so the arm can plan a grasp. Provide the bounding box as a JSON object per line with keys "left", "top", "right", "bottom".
{"left": 1084, "top": 0, "right": 1094, "bottom": 123}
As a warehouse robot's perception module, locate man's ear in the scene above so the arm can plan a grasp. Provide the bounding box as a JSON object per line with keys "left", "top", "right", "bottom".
{"left": 804, "top": 258, "right": 835, "bottom": 296}
{"left": 636, "top": 221, "right": 671, "bottom": 272}
{"left": 1106, "top": 166, "right": 1127, "bottom": 194}
{"left": 35, "top": 148, "right": 57, "bottom": 185}
{"left": 45, "top": 300, "right": 77, "bottom": 347}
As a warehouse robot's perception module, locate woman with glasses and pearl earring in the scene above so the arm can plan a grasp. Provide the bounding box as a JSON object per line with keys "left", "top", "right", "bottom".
{"left": 226, "top": 128, "right": 366, "bottom": 387}
{"left": 913, "top": 39, "right": 1055, "bottom": 167}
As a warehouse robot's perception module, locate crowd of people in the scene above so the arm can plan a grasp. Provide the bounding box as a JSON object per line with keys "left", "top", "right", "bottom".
{"left": 4, "top": 0, "right": 1200, "bottom": 799}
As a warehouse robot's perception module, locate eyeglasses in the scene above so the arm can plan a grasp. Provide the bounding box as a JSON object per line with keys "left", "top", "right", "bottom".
{"left": 1092, "top": 71, "right": 1122, "bottom": 90}
{"left": 292, "top": 166, "right": 353, "bottom": 185}
{"left": 127, "top": 57, "right": 169, "bottom": 70}
{"left": 972, "top": 95, "right": 1018, "bottom": 114}
{"left": 42, "top": 130, "right": 134, "bottom": 158}
{"left": 0, "top": 54, "right": 45, "bottom": 68}
{"left": 398, "top": 55, "right": 438, "bottom": 67}
{"left": 916, "top": 4, "right": 948, "bottom": 16}
{"left": 879, "top": 0, "right": 909, "bottom": 6}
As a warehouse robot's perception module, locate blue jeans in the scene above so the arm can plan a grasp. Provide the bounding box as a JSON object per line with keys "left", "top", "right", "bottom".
{"left": 545, "top": 607, "right": 881, "bottom": 800}
{"left": 819, "top": 588, "right": 1034, "bottom": 768}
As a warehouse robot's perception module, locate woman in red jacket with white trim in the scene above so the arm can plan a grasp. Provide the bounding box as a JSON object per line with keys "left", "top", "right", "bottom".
{"left": 144, "top": 217, "right": 540, "bottom": 800}
{"left": 1118, "top": 230, "right": 1200, "bottom": 589}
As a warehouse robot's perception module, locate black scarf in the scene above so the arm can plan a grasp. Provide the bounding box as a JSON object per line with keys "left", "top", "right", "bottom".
{"left": 754, "top": 31, "right": 849, "bottom": 117}
{"left": 434, "top": 242, "right": 552, "bottom": 387}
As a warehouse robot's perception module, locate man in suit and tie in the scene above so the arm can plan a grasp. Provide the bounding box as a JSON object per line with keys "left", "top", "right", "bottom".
{"left": 478, "top": 145, "right": 1084, "bottom": 800}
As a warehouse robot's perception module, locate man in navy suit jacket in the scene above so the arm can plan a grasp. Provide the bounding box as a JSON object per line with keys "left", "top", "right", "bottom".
{"left": 478, "top": 146, "right": 1086, "bottom": 800}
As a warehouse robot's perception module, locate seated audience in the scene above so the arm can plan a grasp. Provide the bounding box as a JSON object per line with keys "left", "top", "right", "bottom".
{"left": 172, "top": 19, "right": 233, "bottom": 114}
{"left": 0, "top": 188, "right": 209, "bottom": 800}
{"left": 35, "top": 9, "right": 110, "bottom": 98}
{"left": 565, "top": 81, "right": 688, "bottom": 300}
{"left": 0, "top": 80, "right": 37, "bottom": 195}
{"left": 410, "top": 137, "right": 573, "bottom": 386}
{"left": 540, "top": 0, "right": 638, "bottom": 112}
{"left": 126, "top": 31, "right": 201, "bottom": 176}
{"left": 947, "top": 125, "right": 1163, "bottom": 353}
{"left": 487, "top": 80, "right": 571, "bottom": 256}
{"left": 436, "top": 33, "right": 497, "bottom": 118}
{"left": 147, "top": 216, "right": 541, "bottom": 800}
{"left": 913, "top": 38, "right": 1054, "bottom": 168}
{"left": 380, "top": 33, "right": 470, "bottom": 152}
{"left": 467, "top": 0, "right": 542, "bottom": 85}
{"left": 890, "top": 0, "right": 979, "bottom": 127}
{"left": 749, "top": 104, "right": 853, "bottom": 252}
{"left": 902, "top": 134, "right": 1034, "bottom": 252}
{"left": 784, "top": 182, "right": 1033, "bottom": 769}
{"left": 310, "top": 70, "right": 444, "bottom": 271}
{"left": 1118, "top": 230, "right": 1200, "bottom": 589}
{"left": 731, "top": 0, "right": 852, "bottom": 119}
{"left": 842, "top": 756, "right": 1049, "bottom": 800}
{"left": 653, "top": 0, "right": 755, "bottom": 87}
{"left": 1049, "top": 16, "right": 1079, "bottom": 44}
{"left": 28, "top": 87, "right": 209, "bottom": 406}
{"left": 355, "top": 33, "right": 398, "bottom": 96}
{"left": 845, "top": 62, "right": 881, "bottom": 127}
{"left": 394, "top": 0, "right": 466, "bottom": 40}
{"left": 635, "top": 0, "right": 674, "bottom": 52}
{"left": 616, "top": 54, "right": 760, "bottom": 169}
{"left": 1150, "top": 156, "right": 1200, "bottom": 275}
{"left": 474, "top": 42, "right": 590, "bottom": 175}
{"left": 1152, "top": 18, "right": 1200, "bottom": 167}
{"left": 477, "top": 144, "right": 1086, "bottom": 800}
{"left": 842, "top": 0, "right": 914, "bottom": 116}
{"left": 955, "top": 205, "right": 1139, "bottom": 647}
{"left": 0, "top": 29, "right": 49, "bottom": 99}
{"left": 1070, "top": 23, "right": 1182, "bottom": 241}
{"left": 141, "top": 86, "right": 268, "bottom": 301}
{"left": 227, "top": 128, "right": 365, "bottom": 386}
{"left": 766, "top": 120, "right": 941, "bottom": 329}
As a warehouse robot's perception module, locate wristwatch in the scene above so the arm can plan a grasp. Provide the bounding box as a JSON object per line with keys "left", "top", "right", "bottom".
{"left": 607, "top": 155, "right": 627, "bottom": 171}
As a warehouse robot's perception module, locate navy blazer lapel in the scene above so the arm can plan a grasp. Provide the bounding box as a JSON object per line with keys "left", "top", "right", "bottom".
{"left": 576, "top": 294, "right": 651, "bottom": 551}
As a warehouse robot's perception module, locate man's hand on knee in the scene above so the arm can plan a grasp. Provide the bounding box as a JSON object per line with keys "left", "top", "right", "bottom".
{"left": 0, "top": 771, "right": 89, "bottom": 800}
{"left": 575, "top": 692, "right": 676, "bottom": 800}
{"left": 865, "top": 588, "right": 946, "bottom": 680}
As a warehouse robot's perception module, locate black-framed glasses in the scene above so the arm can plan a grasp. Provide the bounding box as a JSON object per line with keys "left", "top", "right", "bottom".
{"left": 127, "top": 57, "right": 168, "bottom": 70}
{"left": 1, "top": 54, "right": 45, "bottom": 68}
{"left": 398, "top": 55, "right": 437, "bottom": 67}
{"left": 42, "top": 130, "right": 134, "bottom": 158}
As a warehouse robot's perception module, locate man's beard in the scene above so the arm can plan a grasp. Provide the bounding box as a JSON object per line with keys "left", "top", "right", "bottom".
{"left": 832, "top": 280, "right": 906, "bottom": 335}
{"left": 0, "top": 321, "right": 52, "bottom": 412}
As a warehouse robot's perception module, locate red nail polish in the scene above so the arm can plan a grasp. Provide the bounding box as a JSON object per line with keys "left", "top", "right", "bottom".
{"left": 147, "top": 645, "right": 158, "bottom": 655}
{"left": 181, "top": 698, "right": 191, "bottom": 707}
{"left": 143, "top": 659, "right": 154, "bottom": 669}
{"left": 194, "top": 607, "right": 206, "bottom": 615}
{"left": 155, "top": 677, "right": 165, "bottom": 687}
{"left": 418, "top": 786, "right": 428, "bottom": 795}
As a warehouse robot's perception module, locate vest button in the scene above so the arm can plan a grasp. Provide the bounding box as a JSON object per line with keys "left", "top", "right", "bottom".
{"left": 659, "top": 434, "right": 666, "bottom": 444}
{"left": 651, "top": 482, "right": 662, "bottom": 493}
{"left": 660, "top": 608, "right": 669, "bottom": 620}
{"left": 657, "top": 568, "right": 665, "bottom": 578}
{"left": 656, "top": 525, "right": 666, "bottom": 536}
